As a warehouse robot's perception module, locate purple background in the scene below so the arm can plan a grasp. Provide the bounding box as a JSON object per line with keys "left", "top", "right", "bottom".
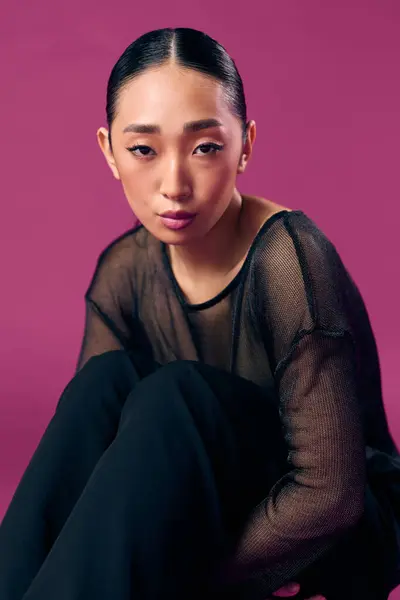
{"left": 1, "top": 1, "right": 399, "bottom": 595}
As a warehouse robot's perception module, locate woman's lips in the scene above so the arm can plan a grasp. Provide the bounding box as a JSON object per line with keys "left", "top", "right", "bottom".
{"left": 159, "top": 211, "right": 197, "bottom": 231}
{"left": 159, "top": 215, "right": 196, "bottom": 230}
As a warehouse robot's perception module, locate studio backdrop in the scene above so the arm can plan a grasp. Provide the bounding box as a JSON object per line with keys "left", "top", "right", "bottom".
{"left": 0, "top": 4, "right": 399, "bottom": 598}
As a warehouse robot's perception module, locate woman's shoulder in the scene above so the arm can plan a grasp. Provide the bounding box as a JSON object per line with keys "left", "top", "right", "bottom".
{"left": 93, "top": 222, "right": 155, "bottom": 270}
{"left": 246, "top": 196, "right": 333, "bottom": 252}
{"left": 243, "top": 194, "right": 293, "bottom": 215}
{"left": 85, "top": 222, "right": 160, "bottom": 297}
{"left": 242, "top": 194, "right": 309, "bottom": 247}
{"left": 244, "top": 198, "right": 357, "bottom": 334}
{"left": 244, "top": 196, "right": 342, "bottom": 280}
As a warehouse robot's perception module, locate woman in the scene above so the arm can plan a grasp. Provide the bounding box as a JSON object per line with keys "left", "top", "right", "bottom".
{"left": 1, "top": 27, "right": 399, "bottom": 600}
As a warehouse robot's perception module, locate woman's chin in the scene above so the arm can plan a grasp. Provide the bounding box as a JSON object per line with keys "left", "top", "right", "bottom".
{"left": 157, "top": 229, "right": 196, "bottom": 246}
{"left": 151, "top": 219, "right": 203, "bottom": 245}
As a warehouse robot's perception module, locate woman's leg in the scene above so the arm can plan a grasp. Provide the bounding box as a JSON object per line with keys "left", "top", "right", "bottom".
{"left": 18, "top": 360, "right": 289, "bottom": 600}
{"left": 0, "top": 350, "right": 148, "bottom": 600}
{"left": 2, "top": 354, "right": 395, "bottom": 600}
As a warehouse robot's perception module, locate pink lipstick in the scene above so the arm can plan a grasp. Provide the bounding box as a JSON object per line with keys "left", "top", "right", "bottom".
{"left": 159, "top": 210, "right": 197, "bottom": 231}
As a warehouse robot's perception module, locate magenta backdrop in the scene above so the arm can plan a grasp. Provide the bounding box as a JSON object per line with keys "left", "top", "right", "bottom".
{"left": 1, "top": 0, "right": 399, "bottom": 594}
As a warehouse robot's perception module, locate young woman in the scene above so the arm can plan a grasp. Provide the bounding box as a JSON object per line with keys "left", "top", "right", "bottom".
{"left": 1, "top": 27, "right": 400, "bottom": 600}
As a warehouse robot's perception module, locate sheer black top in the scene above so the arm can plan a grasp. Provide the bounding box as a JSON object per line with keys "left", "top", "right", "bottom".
{"left": 76, "top": 209, "right": 399, "bottom": 595}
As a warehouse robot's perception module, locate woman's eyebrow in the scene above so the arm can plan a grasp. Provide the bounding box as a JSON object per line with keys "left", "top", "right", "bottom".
{"left": 122, "top": 118, "right": 223, "bottom": 135}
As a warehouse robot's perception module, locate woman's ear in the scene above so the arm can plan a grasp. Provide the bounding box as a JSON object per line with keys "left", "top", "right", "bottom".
{"left": 96, "top": 127, "right": 120, "bottom": 180}
{"left": 237, "top": 120, "right": 256, "bottom": 174}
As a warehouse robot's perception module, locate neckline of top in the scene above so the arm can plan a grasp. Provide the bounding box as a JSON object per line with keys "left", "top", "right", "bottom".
{"left": 161, "top": 208, "right": 305, "bottom": 312}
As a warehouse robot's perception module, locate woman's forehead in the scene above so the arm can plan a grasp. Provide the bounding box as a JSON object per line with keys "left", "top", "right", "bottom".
{"left": 115, "top": 69, "right": 231, "bottom": 126}
{"left": 121, "top": 64, "right": 223, "bottom": 100}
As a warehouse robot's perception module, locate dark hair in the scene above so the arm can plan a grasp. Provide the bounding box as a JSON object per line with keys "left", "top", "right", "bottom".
{"left": 105, "top": 28, "right": 248, "bottom": 151}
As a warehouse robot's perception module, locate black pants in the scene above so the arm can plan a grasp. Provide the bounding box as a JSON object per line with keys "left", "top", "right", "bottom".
{"left": 0, "top": 351, "right": 397, "bottom": 600}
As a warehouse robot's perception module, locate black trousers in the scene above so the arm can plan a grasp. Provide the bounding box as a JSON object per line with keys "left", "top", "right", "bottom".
{"left": 0, "top": 351, "right": 397, "bottom": 600}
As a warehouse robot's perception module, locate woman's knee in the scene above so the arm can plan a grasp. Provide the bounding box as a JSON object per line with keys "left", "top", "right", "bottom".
{"left": 56, "top": 350, "right": 139, "bottom": 413}
{"left": 146, "top": 360, "right": 217, "bottom": 397}
{"left": 156, "top": 359, "right": 226, "bottom": 382}
{"left": 121, "top": 359, "right": 233, "bottom": 432}
{"left": 80, "top": 349, "right": 134, "bottom": 377}
{"left": 120, "top": 360, "right": 203, "bottom": 416}
{"left": 158, "top": 359, "right": 196, "bottom": 377}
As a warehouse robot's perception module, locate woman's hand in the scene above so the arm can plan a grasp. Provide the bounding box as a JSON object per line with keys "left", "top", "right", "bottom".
{"left": 270, "top": 581, "right": 326, "bottom": 600}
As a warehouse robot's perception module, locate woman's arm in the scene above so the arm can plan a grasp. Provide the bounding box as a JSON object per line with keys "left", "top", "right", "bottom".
{"left": 75, "top": 298, "right": 130, "bottom": 372}
{"left": 216, "top": 214, "right": 367, "bottom": 598}
{"left": 218, "top": 329, "right": 365, "bottom": 598}
{"left": 75, "top": 238, "right": 137, "bottom": 373}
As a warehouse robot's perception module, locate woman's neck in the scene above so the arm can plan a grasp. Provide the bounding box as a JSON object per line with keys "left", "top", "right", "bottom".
{"left": 167, "top": 190, "right": 245, "bottom": 279}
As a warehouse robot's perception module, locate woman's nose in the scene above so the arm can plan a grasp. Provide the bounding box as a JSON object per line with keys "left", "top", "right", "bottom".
{"left": 159, "top": 158, "right": 191, "bottom": 201}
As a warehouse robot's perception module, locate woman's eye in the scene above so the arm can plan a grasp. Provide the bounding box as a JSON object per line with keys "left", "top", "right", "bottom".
{"left": 127, "top": 143, "right": 224, "bottom": 158}
{"left": 194, "top": 143, "right": 224, "bottom": 155}
{"left": 127, "top": 145, "right": 154, "bottom": 157}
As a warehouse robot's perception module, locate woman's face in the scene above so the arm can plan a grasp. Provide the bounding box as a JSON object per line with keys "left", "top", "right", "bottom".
{"left": 97, "top": 62, "right": 256, "bottom": 245}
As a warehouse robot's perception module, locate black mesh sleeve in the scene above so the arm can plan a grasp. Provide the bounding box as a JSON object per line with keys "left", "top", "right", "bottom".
{"left": 75, "top": 238, "right": 136, "bottom": 373}
{"left": 217, "top": 213, "right": 367, "bottom": 597}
